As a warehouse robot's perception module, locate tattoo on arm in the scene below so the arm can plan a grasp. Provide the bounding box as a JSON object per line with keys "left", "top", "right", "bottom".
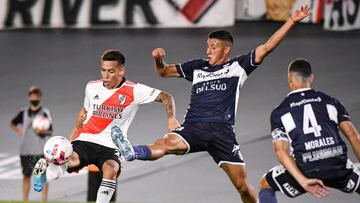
{"left": 155, "top": 92, "right": 175, "bottom": 118}
{"left": 75, "top": 110, "right": 86, "bottom": 130}
{"left": 69, "top": 108, "right": 87, "bottom": 140}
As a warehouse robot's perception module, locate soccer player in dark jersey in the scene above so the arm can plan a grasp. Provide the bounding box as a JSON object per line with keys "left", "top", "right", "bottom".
{"left": 116, "top": 6, "right": 311, "bottom": 203}
{"left": 258, "top": 59, "right": 360, "bottom": 203}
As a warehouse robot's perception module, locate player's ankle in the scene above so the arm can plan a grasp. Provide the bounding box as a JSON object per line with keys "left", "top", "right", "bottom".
{"left": 134, "top": 145, "right": 151, "bottom": 160}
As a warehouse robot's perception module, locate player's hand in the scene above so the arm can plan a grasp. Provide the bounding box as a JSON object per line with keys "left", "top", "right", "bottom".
{"left": 300, "top": 178, "right": 330, "bottom": 198}
{"left": 16, "top": 128, "right": 24, "bottom": 138}
{"left": 167, "top": 117, "right": 181, "bottom": 131}
{"left": 34, "top": 127, "right": 48, "bottom": 136}
{"left": 290, "top": 5, "right": 310, "bottom": 22}
{"left": 152, "top": 48, "right": 166, "bottom": 59}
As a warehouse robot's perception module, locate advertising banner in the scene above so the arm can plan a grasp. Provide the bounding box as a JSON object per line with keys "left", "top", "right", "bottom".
{"left": 324, "top": 0, "right": 360, "bottom": 31}
{"left": 0, "top": 0, "right": 235, "bottom": 29}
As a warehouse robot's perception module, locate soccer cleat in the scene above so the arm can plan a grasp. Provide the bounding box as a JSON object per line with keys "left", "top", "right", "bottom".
{"left": 111, "top": 126, "right": 135, "bottom": 161}
{"left": 33, "top": 158, "right": 47, "bottom": 192}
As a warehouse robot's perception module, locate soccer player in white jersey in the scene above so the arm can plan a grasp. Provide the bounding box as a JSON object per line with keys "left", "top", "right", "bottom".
{"left": 32, "top": 50, "right": 180, "bottom": 203}
{"left": 115, "top": 5, "right": 311, "bottom": 203}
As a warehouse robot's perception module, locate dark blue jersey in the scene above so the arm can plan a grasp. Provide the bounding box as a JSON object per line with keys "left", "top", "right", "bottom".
{"left": 270, "top": 88, "right": 351, "bottom": 178}
{"left": 175, "top": 50, "right": 258, "bottom": 125}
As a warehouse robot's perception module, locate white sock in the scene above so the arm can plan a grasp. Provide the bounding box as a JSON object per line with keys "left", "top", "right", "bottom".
{"left": 45, "top": 163, "right": 68, "bottom": 182}
{"left": 96, "top": 179, "right": 116, "bottom": 203}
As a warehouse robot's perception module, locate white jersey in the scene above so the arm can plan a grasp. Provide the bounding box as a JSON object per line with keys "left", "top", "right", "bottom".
{"left": 75, "top": 79, "right": 161, "bottom": 149}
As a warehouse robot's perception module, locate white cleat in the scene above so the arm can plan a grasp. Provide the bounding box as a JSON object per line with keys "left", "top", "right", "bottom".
{"left": 111, "top": 126, "right": 135, "bottom": 161}
{"left": 33, "top": 158, "right": 47, "bottom": 192}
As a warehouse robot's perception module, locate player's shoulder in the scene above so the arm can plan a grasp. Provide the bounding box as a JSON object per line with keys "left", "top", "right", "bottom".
{"left": 313, "top": 89, "right": 340, "bottom": 103}
{"left": 132, "top": 81, "right": 155, "bottom": 90}
{"left": 20, "top": 107, "right": 28, "bottom": 112}
{"left": 124, "top": 80, "right": 150, "bottom": 92}
{"left": 41, "top": 107, "right": 51, "bottom": 114}
{"left": 124, "top": 79, "right": 136, "bottom": 86}
{"left": 271, "top": 98, "right": 289, "bottom": 118}
{"left": 232, "top": 50, "right": 254, "bottom": 60}
{"left": 16, "top": 108, "right": 27, "bottom": 116}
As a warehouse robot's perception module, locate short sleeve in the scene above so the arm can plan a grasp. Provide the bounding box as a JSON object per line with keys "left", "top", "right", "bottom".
{"left": 43, "top": 108, "right": 54, "bottom": 132}
{"left": 175, "top": 59, "right": 204, "bottom": 82}
{"left": 43, "top": 108, "right": 53, "bottom": 123}
{"left": 11, "top": 110, "right": 24, "bottom": 126}
{"left": 234, "top": 50, "right": 259, "bottom": 76}
{"left": 334, "top": 99, "right": 351, "bottom": 123}
{"left": 134, "top": 83, "right": 161, "bottom": 105}
{"left": 83, "top": 83, "right": 90, "bottom": 111}
{"left": 270, "top": 110, "right": 289, "bottom": 143}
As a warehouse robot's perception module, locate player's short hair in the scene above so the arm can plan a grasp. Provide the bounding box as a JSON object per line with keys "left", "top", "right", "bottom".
{"left": 101, "top": 50, "right": 125, "bottom": 65}
{"left": 208, "top": 30, "right": 233, "bottom": 45}
{"left": 28, "top": 86, "right": 42, "bottom": 96}
{"left": 288, "top": 58, "right": 312, "bottom": 78}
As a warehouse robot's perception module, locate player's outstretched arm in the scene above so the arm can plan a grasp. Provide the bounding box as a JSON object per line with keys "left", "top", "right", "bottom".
{"left": 340, "top": 121, "right": 360, "bottom": 161}
{"left": 273, "top": 140, "right": 330, "bottom": 198}
{"left": 152, "top": 48, "right": 181, "bottom": 78}
{"left": 155, "top": 91, "right": 180, "bottom": 131}
{"left": 69, "top": 107, "right": 87, "bottom": 141}
{"left": 255, "top": 5, "right": 310, "bottom": 64}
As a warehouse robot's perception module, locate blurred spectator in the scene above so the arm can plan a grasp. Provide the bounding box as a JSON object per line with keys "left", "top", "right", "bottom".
{"left": 266, "top": 0, "right": 296, "bottom": 21}
{"left": 10, "top": 86, "right": 53, "bottom": 202}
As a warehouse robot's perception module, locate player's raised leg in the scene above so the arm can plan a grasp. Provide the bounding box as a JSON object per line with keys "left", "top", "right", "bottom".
{"left": 111, "top": 126, "right": 135, "bottom": 161}
{"left": 115, "top": 132, "right": 188, "bottom": 161}
{"left": 222, "top": 163, "right": 257, "bottom": 203}
{"left": 33, "top": 151, "right": 80, "bottom": 192}
{"left": 147, "top": 133, "right": 188, "bottom": 159}
{"left": 258, "top": 175, "right": 277, "bottom": 203}
{"left": 33, "top": 158, "right": 47, "bottom": 192}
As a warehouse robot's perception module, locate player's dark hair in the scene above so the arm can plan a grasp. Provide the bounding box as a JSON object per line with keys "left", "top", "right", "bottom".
{"left": 288, "top": 58, "right": 312, "bottom": 78}
{"left": 101, "top": 50, "right": 125, "bottom": 65}
{"left": 208, "top": 30, "right": 233, "bottom": 45}
{"left": 28, "top": 86, "right": 42, "bottom": 96}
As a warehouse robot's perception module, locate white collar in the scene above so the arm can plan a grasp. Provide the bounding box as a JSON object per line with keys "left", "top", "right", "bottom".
{"left": 287, "top": 88, "right": 312, "bottom": 96}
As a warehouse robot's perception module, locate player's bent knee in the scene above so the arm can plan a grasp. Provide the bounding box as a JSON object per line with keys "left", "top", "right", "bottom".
{"left": 163, "top": 134, "right": 187, "bottom": 154}
{"left": 234, "top": 179, "right": 251, "bottom": 193}
{"left": 237, "top": 185, "right": 253, "bottom": 199}
{"left": 102, "top": 160, "right": 120, "bottom": 180}
{"left": 259, "top": 175, "right": 271, "bottom": 190}
{"left": 67, "top": 152, "right": 80, "bottom": 168}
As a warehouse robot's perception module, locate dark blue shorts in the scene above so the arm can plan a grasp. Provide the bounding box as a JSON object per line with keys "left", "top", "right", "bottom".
{"left": 265, "top": 159, "right": 360, "bottom": 198}
{"left": 171, "top": 122, "right": 245, "bottom": 166}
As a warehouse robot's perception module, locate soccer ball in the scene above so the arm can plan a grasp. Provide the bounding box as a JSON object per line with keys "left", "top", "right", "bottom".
{"left": 32, "top": 115, "right": 51, "bottom": 131}
{"left": 43, "top": 136, "right": 73, "bottom": 165}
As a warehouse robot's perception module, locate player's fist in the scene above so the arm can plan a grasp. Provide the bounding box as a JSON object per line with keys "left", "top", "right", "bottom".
{"left": 290, "top": 5, "right": 310, "bottom": 22}
{"left": 152, "top": 48, "right": 166, "bottom": 59}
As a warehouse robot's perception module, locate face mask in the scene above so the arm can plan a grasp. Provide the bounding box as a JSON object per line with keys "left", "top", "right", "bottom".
{"left": 30, "top": 100, "right": 40, "bottom": 107}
